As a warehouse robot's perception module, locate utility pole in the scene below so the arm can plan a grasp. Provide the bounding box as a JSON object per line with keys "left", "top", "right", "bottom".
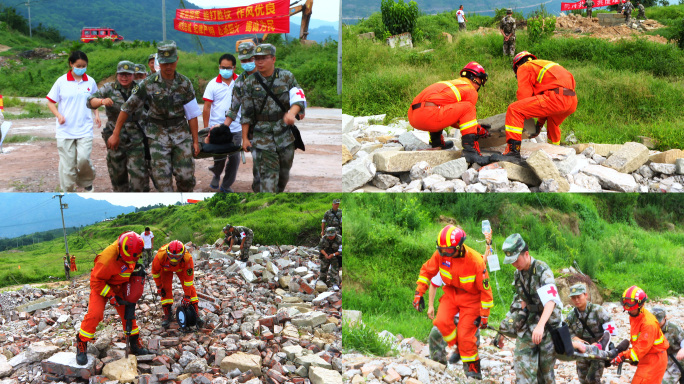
{"left": 162, "top": 0, "right": 167, "bottom": 41}
{"left": 26, "top": 0, "right": 32, "bottom": 38}
{"left": 53, "top": 194, "right": 69, "bottom": 255}
{"left": 337, "top": 0, "right": 342, "bottom": 95}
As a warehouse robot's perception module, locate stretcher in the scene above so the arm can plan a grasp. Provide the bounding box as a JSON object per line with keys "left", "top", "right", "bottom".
{"left": 194, "top": 127, "right": 245, "bottom": 162}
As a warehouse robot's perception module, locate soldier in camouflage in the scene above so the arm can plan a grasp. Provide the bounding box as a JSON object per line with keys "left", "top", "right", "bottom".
{"left": 239, "top": 44, "right": 306, "bottom": 193}
{"left": 653, "top": 307, "right": 684, "bottom": 384}
{"left": 321, "top": 198, "right": 342, "bottom": 236}
{"left": 585, "top": 0, "right": 594, "bottom": 18}
{"left": 109, "top": 41, "right": 201, "bottom": 192}
{"left": 147, "top": 53, "right": 157, "bottom": 76}
{"left": 623, "top": 0, "right": 634, "bottom": 23}
{"left": 134, "top": 64, "right": 147, "bottom": 81}
{"left": 500, "top": 9, "right": 516, "bottom": 57}
{"left": 566, "top": 283, "right": 614, "bottom": 384}
{"left": 225, "top": 42, "right": 260, "bottom": 192}
{"left": 636, "top": 1, "right": 646, "bottom": 20}
{"left": 87, "top": 61, "right": 149, "bottom": 192}
{"left": 318, "top": 227, "right": 341, "bottom": 290}
{"left": 224, "top": 224, "right": 253, "bottom": 262}
{"left": 502, "top": 233, "right": 560, "bottom": 383}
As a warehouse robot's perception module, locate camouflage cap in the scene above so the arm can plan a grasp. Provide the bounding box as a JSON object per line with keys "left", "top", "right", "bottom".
{"left": 507, "top": 8, "right": 513, "bottom": 13}
{"left": 237, "top": 41, "right": 256, "bottom": 60}
{"left": 325, "top": 227, "right": 337, "bottom": 236}
{"left": 502, "top": 233, "right": 527, "bottom": 264}
{"left": 652, "top": 307, "right": 667, "bottom": 323}
{"left": 568, "top": 283, "right": 587, "bottom": 297}
{"left": 254, "top": 43, "right": 276, "bottom": 56}
{"left": 148, "top": 53, "right": 156, "bottom": 62}
{"left": 333, "top": 199, "right": 340, "bottom": 204}
{"left": 157, "top": 40, "right": 178, "bottom": 64}
{"left": 116, "top": 60, "right": 135, "bottom": 74}
{"left": 134, "top": 64, "right": 147, "bottom": 73}
{"left": 223, "top": 224, "right": 233, "bottom": 232}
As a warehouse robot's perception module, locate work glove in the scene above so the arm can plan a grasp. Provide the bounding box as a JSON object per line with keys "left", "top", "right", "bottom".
{"left": 529, "top": 122, "right": 544, "bottom": 139}
{"left": 413, "top": 291, "right": 425, "bottom": 312}
{"left": 477, "top": 316, "right": 488, "bottom": 329}
{"left": 477, "top": 125, "right": 491, "bottom": 139}
{"left": 109, "top": 295, "right": 129, "bottom": 307}
{"left": 610, "top": 354, "right": 625, "bottom": 367}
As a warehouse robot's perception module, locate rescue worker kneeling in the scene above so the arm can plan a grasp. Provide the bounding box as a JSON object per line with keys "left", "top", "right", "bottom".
{"left": 407, "top": 63, "right": 492, "bottom": 165}
{"left": 76, "top": 231, "right": 151, "bottom": 365}
{"left": 610, "top": 286, "right": 669, "bottom": 384}
{"left": 151, "top": 240, "right": 203, "bottom": 328}
{"left": 413, "top": 225, "right": 493, "bottom": 380}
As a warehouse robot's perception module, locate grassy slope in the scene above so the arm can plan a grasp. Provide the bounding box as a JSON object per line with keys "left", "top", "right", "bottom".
{"left": 342, "top": 8, "right": 684, "bottom": 151}
{"left": 0, "top": 193, "right": 336, "bottom": 288}
{"left": 342, "top": 194, "right": 684, "bottom": 343}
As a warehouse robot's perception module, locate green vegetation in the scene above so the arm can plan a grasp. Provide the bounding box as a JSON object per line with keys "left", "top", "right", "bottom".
{"left": 0, "top": 5, "right": 63, "bottom": 44}
{"left": 381, "top": 0, "right": 421, "bottom": 40}
{"left": 342, "top": 194, "right": 684, "bottom": 351}
{"left": 0, "top": 227, "right": 80, "bottom": 252}
{"left": 342, "top": 7, "right": 684, "bottom": 150}
{"left": 0, "top": 193, "right": 336, "bottom": 288}
{"left": 343, "top": 322, "right": 397, "bottom": 356}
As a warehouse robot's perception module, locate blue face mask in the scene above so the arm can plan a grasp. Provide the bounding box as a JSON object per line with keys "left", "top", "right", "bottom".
{"left": 72, "top": 67, "right": 87, "bottom": 76}
{"left": 219, "top": 69, "right": 233, "bottom": 79}
{"left": 242, "top": 62, "right": 255, "bottom": 72}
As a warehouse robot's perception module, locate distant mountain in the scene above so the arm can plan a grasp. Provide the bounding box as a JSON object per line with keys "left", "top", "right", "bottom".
{"left": 0, "top": 194, "right": 135, "bottom": 238}
{"left": 4, "top": 0, "right": 337, "bottom": 53}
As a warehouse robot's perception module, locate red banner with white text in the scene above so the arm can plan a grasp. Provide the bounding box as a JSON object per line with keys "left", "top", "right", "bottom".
{"left": 174, "top": 17, "right": 289, "bottom": 37}
{"left": 561, "top": 0, "right": 621, "bottom": 11}
{"left": 176, "top": 0, "right": 289, "bottom": 22}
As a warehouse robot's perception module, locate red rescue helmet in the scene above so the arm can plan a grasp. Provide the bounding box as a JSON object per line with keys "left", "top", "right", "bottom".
{"left": 118, "top": 231, "right": 144, "bottom": 263}
{"left": 512, "top": 51, "right": 537, "bottom": 73}
{"left": 460, "top": 61, "right": 488, "bottom": 87}
{"left": 622, "top": 285, "right": 647, "bottom": 313}
{"left": 166, "top": 240, "right": 185, "bottom": 263}
{"left": 436, "top": 225, "right": 467, "bottom": 258}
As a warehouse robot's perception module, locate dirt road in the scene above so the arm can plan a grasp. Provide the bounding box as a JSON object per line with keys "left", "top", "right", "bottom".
{"left": 0, "top": 107, "right": 341, "bottom": 192}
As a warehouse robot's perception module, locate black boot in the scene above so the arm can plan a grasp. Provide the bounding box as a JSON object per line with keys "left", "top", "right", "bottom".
{"left": 461, "top": 134, "right": 491, "bottom": 165}
{"left": 129, "top": 334, "right": 151, "bottom": 355}
{"left": 429, "top": 131, "right": 454, "bottom": 150}
{"left": 75, "top": 335, "right": 88, "bottom": 365}
{"left": 464, "top": 359, "right": 483, "bottom": 380}
{"left": 490, "top": 139, "right": 522, "bottom": 163}
{"left": 597, "top": 331, "right": 611, "bottom": 351}
{"left": 161, "top": 304, "right": 172, "bottom": 328}
{"left": 192, "top": 302, "right": 205, "bottom": 328}
{"left": 448, "top": 351, "right": 461, "bottom": 364}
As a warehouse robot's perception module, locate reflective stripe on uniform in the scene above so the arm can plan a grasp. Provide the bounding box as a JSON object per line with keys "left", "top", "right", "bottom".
{"left": 439, "top": 81, "right": 462, "bottom": 102}
{"left": 443, "top": 329, "right": 457, "bottom": 343}
{"left": 417, "top": 276, "right": 430, "bottom": 285}
{"left": 152, "top": 273, "right": 160, "bottom": 278}
{"left": 440, "top": 268, "right": 453, "bottom": 280}
{"left": 119, "top": 273, "right": 131, "bottom": 278}
{"left": 184, "top": 281, "right": 194, "bottom": 286}
{"left": 632, "top": 335, "right": 638, "bottom": 341}
{"left": 459, "top": 275, "right": 475, "bottom": 283}
{"left": 537, "top": 62, "right": 558, "bottom": 83}
{"left": 459, "top": 119, "right": 478, "bottom": 131}
{"left": 100, "top": 284, "right": 111, "bottom": 297}
{"left": 630, "top": 349, "right": 639, "bottom": 362}
{"left": 505, "top": 125, "right": 523, "bottom": 134}
{"left": 161, "top": 299, "right": 174, "bottom": 305}
{"left": 481, "top": 300, "right": 494, "bottom": 308}
{"left": 130, "top": 327, "right": 140, "bottom": 335}
{"left": 654, "top": 335, "right": 665, "bottom": 345}
{"left": 461, "top": 352, "right": 479, "bottom": 362}
{"left": 190, "top": 296, "right": 199, "bottom": 302}
{"left": 552, "top": 141, "right": 560, "bottom": 145}
{"left": 79, "top": 328, "right": 95, "bottom": 339}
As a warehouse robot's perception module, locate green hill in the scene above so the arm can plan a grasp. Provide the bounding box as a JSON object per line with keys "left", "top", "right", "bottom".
{"left": 343, "top": 194, "right": 684, "bottom": 344}
{"left": 0, "top": 193, "right": 337, "bottom": 288}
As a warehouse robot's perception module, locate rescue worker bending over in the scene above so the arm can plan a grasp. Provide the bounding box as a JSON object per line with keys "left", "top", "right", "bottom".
{"left": 652, "top": 307, "right": 684, "bottom": 384}
{"left": 610, "top": 286, "right": 669, "bottom": 383}
{"left": 413, "top": 225, "right": 493, "bottom": 380}
{"left": 151, "top": 240, "right": 203, "bottom": 328}
{"left": 76, "top": 232, "right": 150, "bottom": 365}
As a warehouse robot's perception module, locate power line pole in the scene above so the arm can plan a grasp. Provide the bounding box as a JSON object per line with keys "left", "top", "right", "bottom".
{"left": 337, "top": 0, "right": 342, "bottom": 95}
{"left": 26, "top": 0, "right": 32, "bottom": 38}
{"left": 162, "top": 0, "right": 167, "bottom": 41}
{"left": 53, "top": 194, "right": 69, "bottom": 255}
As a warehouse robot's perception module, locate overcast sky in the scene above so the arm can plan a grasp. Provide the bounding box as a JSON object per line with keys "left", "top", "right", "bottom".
{"left": 76, "top": 193, "right": 216, "bottom": 208}
{"left": 186, "top": 0, "right": 340, "bottom": 22}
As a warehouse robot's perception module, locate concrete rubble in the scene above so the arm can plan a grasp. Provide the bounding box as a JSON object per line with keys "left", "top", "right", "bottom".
{"left": 342, "top": 114, "right": 684, "bottom": 193}
{"left": 343, "top": 299, "right": 684, "bottom": 383}
{"left": 0, "top": 242, "right": 342, "bottom": 383}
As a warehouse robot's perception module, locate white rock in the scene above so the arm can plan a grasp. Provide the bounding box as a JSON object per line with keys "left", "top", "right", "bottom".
{"left": 343, "top": 157, "right": 376, "bottom": 192}
{"left": 453, "top": 179, "right": 467, "bottom": 192}
{"left": 342, "top": 114, "right": 354, "bottom": 133}
{"left": 571, "top": 173, "right": 602, "bottom": 192}
{"left": 422, "top": 174, "right": 446, "bottom": 190}
{"left": 431, "top": 180, "right": 456, "bottom": 192}
{"left": 432, "top": 158, "right": 468, "bottom": 179}
{"left": 462, "top": 168, "right": 479, "bottom": 185}
{"left": 342, "top": 134, "right": 361, "bottom": 155}
{"left": 465, "top": 183, "right": 487, "bottom": 193}
{"left": 650, "top": 163, "right": 676, "bottom": 175}
{"left": 404, "top": 179, "right": 423, "bottom": 192}
{"left": 398, "top": 131, "right": 430, "bottom": 151}
{"left": 372, "top": 174, "right": 400, "bottom": 190}
{"left": 410, "top": 161, "right": 432, "bottom": 180}
{"left": 478, "top": 167, "right": 509, "bottom": 188}
{"left": 582, "top": 165, "right": 638, "bottom": 192}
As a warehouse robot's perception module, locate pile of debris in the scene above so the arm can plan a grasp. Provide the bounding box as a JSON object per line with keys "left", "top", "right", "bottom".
{"left": 342, "top": 296, "right": 684, "bottom": 384}
{"left": 0, "top": 242, "right": 342, "bottom": 384}
{"left": 555, "top": 14, "right": 667, "bottom": 43}
{"left": 342, "top": 114, "right": 684, "bottom": 193}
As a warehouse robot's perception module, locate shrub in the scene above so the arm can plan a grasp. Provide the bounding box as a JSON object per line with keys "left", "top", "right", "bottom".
{"left": 527, "top": 16, "right": 556, "bottom": 43}
{"left": 381, "top": 0, "right": 420, "bottom": 36}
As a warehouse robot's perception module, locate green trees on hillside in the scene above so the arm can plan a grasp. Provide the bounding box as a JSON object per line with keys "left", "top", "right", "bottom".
{"left": 0, "top": 5, "right": 64, "bottom": 43}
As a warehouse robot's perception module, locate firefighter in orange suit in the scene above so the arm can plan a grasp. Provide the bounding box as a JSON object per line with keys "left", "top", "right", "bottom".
{"left": 70, "top": 254, "right": 77, "bottom": 272}
{"left": 151, "top": 240, "right": 203, "bottom": 328}
{"left": 610, "top": 285, "right": 669, "bottom": 383}
{"left": 413, "top": 225, "right": 494, "bottom": 380}
{"left": 76, "top": 231, "right": 150, "bottom": 365}
{"left": 407, "top": 62, "right": 492, "bottom": 165}
{"left": 491, "top": 51, "right": 578, "bottom": 162}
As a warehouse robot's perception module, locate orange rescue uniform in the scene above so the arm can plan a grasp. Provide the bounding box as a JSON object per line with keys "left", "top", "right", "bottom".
{"left": 79, "top": 241, "right": 139, "bottom": 341}
{"left": 505, "top": 59, "right": 577, "bottom": 145}
{"left": 408, "top": 78, "right": 480, "bottom": 136}
{"left": 150, "top": 243, "right": 198, "bottom": 307}
{"left": 70, "top": 255, "right": 77, "bottom": 272}
{"left": 620, "top": 308, "right": 669, "bottom": 383}
{"left": 416, "top": 245, "right": 494, "bottom": 362}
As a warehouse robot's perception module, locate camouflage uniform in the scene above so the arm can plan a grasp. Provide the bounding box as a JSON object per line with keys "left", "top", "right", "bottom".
{"left": 322, "top": 208, "right": 342, "bottom": 236}
{"left": 654, "top": 308, "right": 684, "bottom": 384}
{"left": 121, "top": 41, "right": 197, "bottom": 192}
{"left": 637, "top": 3, "right": 645, "bottom": 19}
{"left": 240, "top": 44, "right": 306, "bottom": 193}
{"left": 623, "top": 0, "right": 634, "bottom": 23}
{"left": 566, "top": 302, "right": 613, "bottom": 383}
{"left": 227, "top": 42, "right": 260, "bottom": 192}
{"left": 88, "top": 61, "right": 149, "bottom": 192}
{"left": 318, "top": 233, "right": 341, "bottom": 287}
{"left": 585, "top": 0, "right": 594, "bottom": 18}
{"left": 500, "top": 13, "right": 517, "bottom": 57}
{"left": 227, "top": 226, "right": 253, "bottom": 261}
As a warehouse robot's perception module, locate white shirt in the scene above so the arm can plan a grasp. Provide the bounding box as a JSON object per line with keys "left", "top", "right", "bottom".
{"left": 203, "top": 75, "right": 242, "bottom": 133}
{"left": 140, "top": 231, "right": 154, "bottom": 249}
{"left": 46, "top": 71, "right": 98, "bottom": 139}
{"left": 457, "top": 9, "right": 466, "bottom": 23}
